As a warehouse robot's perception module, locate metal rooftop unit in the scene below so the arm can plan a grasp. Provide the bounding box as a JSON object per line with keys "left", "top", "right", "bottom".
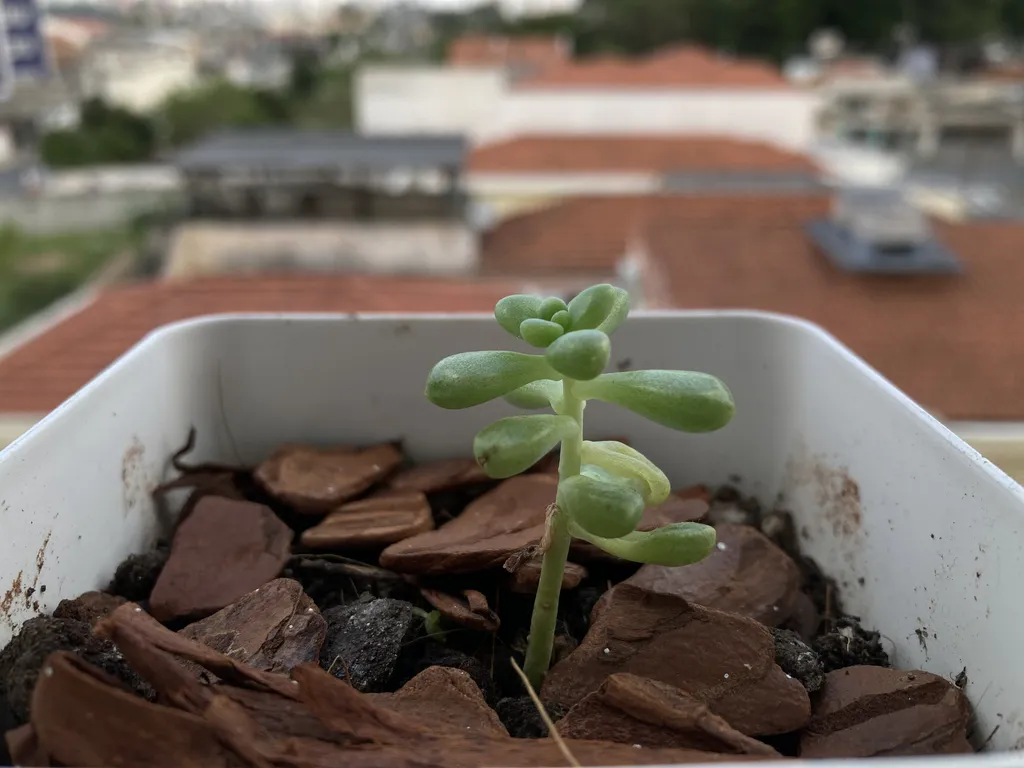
{"left": 173, "top": 130, "right": 468, "bottom": 173}
{"left": 806, "top": 186, "right": 963, "bottom": 275}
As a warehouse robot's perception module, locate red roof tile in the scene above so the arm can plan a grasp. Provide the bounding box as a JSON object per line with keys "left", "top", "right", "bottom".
{"left": 518, "top": 43, "right": 791, "bottom": 89}
{"left": 0, "top": 274, "right": 518, "bottom": 414}
{"left": 481, "top": 192, "right": 820, "bottom": 275}
{"left": 482, "top": 196, "right": 664, "bottom": 275}
{"left": 486, "top": 190, "right": 1024, "bottom": 420}
{"left": 637, "top": 196, "right": 1024, "bottom": 421}
{"left": 469, "top": 135, "right": 819, "bottom": 174}
{"left": 446, "top": 34, "right": 569, "bottom": 75}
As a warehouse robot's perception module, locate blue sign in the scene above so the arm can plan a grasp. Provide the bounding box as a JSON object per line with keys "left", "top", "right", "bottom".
{"left": 2, "top": 0, "right": 49, "bottom": 79}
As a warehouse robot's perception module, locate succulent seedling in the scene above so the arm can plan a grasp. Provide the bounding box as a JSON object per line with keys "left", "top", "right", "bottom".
{"left": 424, "top": 284, "right": 735, "bottom": 688}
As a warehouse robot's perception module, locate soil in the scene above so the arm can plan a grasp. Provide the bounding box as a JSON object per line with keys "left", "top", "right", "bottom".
{"left": 0, "top": 438, "right": 974, "bottom": 766}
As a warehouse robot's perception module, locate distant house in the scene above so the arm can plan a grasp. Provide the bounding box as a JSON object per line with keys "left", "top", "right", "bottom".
{"left": 223, "top": 45, "right": 292, "bottom": 91}
{"left": 358, "top": 42, "right": 821, "bottom": 150}
{"left": 165, "top": 130, "right": 476, "bottom": 279}
{"left": 466, "top": 134, "right": 822, "bottom": 220}
{"left": 77, "top": 30, "right": 199, "bottom": 113}
{"left": 446, "top": 34, "right": 571, "bottom": 82}
{"left": 492, "top": 0, "right": 582, "bottom": 17}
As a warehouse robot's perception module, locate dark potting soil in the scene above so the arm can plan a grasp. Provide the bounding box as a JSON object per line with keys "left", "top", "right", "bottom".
{"left": 0, "top": 440, "right": 907, "bottom": 765}
{"left": 107, "top": 547, "right": 169, "bottom": 603}
{"left": 0, "top": 616, "right": 156, "bottom": 730}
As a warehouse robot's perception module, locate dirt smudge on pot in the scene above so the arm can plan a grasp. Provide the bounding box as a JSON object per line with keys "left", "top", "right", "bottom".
{"left": 24, "top": 531, "right": 52, "bottom": 607}
{"left": 784, "top": 444, "right": 861, "bottom": 539}
{"left": 1, "top": 572, "right": 23, "bottom": 625}
{"left": 121, "top": 437, "right": 147, "bottom": 520}
{"left": 781, "top": 439, "right": 865, "bottom": 579}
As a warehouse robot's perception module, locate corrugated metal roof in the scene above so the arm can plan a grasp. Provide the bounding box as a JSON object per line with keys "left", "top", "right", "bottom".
{"left": 173, "top": 130, "right": 468, "bottom": 172}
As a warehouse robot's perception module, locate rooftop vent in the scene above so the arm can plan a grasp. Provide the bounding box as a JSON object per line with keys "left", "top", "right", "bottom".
{"left": 806, "top": 186, "right": 962, "bottom": 274}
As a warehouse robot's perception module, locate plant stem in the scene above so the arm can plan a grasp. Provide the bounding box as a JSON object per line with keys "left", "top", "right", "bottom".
{"left": 523, "top": 379, "right": 582, "bottom": 690}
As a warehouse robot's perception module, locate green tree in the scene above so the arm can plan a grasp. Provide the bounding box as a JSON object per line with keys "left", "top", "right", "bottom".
{"left": 41, "top": 98, "right": 156, "bottom": 166}
{"left": 566, "top": 0, "right": 1014, "bottom": 62}
{"left": 289, "top": 49, "right": 322, "bottom": 100}
{"left": 291, "top": 66, "right": 355, "bottom": 128}
{"left": 159, "top": 81, "right": 293, "bottom": 147}
{"left": 40, "top": 130, "right": 95, "bottom": 166}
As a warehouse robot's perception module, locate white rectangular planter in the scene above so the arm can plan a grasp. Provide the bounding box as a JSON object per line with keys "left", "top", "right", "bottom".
{"left": 2, "top": 311, "right": 1024, "bottom": 765}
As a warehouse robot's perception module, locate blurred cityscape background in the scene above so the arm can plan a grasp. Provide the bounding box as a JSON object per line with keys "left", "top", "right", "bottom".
{"left": 0, "top": 0, "right": 1022, "bottom": 478}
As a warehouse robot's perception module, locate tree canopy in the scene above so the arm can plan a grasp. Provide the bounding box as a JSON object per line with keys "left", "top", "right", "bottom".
{"left": 40, "top": 53, "right": 356, "bottom": 168}
{"left": 451, "top": 0, "right": 1024, "bottom": 63}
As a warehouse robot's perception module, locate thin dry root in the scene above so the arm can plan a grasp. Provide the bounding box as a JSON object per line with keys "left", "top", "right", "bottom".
{"left": 509, "top": 658, "right": 580, "bottom": 768}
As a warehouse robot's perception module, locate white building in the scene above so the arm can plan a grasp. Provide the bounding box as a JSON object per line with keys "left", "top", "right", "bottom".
{"left": 357, "top": 43, "right": 822, "bottom": 151}
{"left": 77, "top": 31, "right": 199, "bottom": 113}
{"left": 495, "top": 0, "right": 582, "bottom": 18}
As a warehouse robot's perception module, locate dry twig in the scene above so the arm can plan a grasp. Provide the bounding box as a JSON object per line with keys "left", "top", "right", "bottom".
{"left": 509, "top": 658, "right": 580, "bottom": 768}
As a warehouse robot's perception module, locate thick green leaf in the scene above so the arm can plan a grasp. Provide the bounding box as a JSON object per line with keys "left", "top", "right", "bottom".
{"left": 565, "top": 284, "right": 630, "bottom": 334}
{"left": 520, "top": 318, "right": 565, "bottom": 348}
{"left": 596, "top": 288, "right": 630, "bottom": 335}
{"left": 559, "top": 472, "right": 644, "bottom": 539}
{"left": 494, "top": 295, "right": 544, "bottom": 339}
{"left": 539, "top": 297, "right": 569, "bottom": 321}
{"left": 581, "top": 441, "right": 670, "bottom": 505}
{"left": 551, "top": 310, "right": 572, "bottom": 331}
{"left": 578, "top": 370, "right": 734, "bottom": 432}
{"left": 569, "top": 521, "right": 717, "bottom": 566}
{"left": 504, "top": 380, "right": 561, "bottom": 410}
{"left": 426, "top": 351, "right": 557, "bottom": 409}
{"left": 474, "top": 415, "right": 577, "bottom": 478}
{"left": 545, "top": 329, "right": 610, "bottom": 381}
{"left": 567, "top": 284, "right": 620, "bottom": 331}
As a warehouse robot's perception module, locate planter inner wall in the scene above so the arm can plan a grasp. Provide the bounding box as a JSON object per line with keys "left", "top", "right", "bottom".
{"left": 0, "top": 312, "right": 1021, "bottom": 753}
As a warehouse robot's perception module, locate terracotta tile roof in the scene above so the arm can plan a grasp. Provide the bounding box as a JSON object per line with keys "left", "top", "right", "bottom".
{"left": 469, "top": 135, "right": 819, "bottom": 174}
{"left": 0, "top": 274, "right": 518, "bottom": 414}
{"left": 481, "top": 192, "right": 820, "bottom": 275}
{"left": 638, "top": 196, "right": 1024, "bottom": 421}
{"left": 446, "top": 35, "right": 568, "bottom": 75}
{"left": 482, "top": 196, "right": 667, "bottom": 275}
{"left": 517, "top": 43, "right": 790, "bottom": 89}
{"left": 485, "top": 190, "right": 1024, "bottom": 420}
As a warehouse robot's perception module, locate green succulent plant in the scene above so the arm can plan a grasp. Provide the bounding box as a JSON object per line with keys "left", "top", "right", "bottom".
{"left": 424, "top": 284, "right": 735, "bottom": 688}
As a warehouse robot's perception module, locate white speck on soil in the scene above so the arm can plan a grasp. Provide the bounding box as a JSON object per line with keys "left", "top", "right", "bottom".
{"left": 133, "top": 607, "right": 142, "bottom": 613}
{"left": 43, "top": 666, "right": 53, "bottom": 677}
{"left": 287, "top": 624, "right": 294, "bottom": 630}
{"left": 603, "top": 648, "right": 610, "bottom": 654}
{"left": 772, "top": 605, "right": 779, "bottom": 611}
{"left": 633, "top": 745, "right": 642, "bottom": 749}
{"left": 743, "top": 663, "right": 752, "bottom": 670}
{"left": 723, "top": 673, "right": 729, "bottom": 679}
{"left": 716, "top": 542, "right": 727, "bottom": 551}
{"left": 786, "top": 674, "right": 792, "bottom": 679}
